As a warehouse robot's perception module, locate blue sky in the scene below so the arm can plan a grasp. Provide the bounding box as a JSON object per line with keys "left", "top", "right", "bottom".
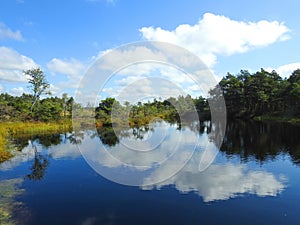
{"left": 1, "top": 0, "right": 300, "bottom": 101}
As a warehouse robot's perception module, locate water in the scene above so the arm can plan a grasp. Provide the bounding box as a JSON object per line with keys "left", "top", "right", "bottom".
{"left": 0, "top": 120, "right": 300, "bottom": 225}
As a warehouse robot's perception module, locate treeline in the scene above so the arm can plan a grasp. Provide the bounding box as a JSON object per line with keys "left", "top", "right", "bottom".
{"left": 0, "top": 68, "right": 76, "bottom": 122}
{"left": 0, "top": 93, "right": 74, "bottom": 121}
{"left": 214, "top": 68, "right": 300, "bottom": 119}
{"left": 1, "top": 67, "right": 300, "bottom": 123}
{"left": 95, "top": 96, "right": 209, "bottom": 126}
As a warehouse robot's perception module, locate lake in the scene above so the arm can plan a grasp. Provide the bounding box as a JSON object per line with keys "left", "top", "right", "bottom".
{"left": 1, "top": 120, "right": 300, "bottom": 225}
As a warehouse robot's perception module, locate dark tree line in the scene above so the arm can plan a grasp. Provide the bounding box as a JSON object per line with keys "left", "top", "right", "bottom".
{"left": 0, "top": 93, "right": 74, "bottom": 122}
{"left": 95, "top": 95, "right": 209, "bottom": 126}
{"left": 96, "top": 68, "right": 300, "bottom": 124}
{"left": 214, "top": 68, "right": 300, "bottom": 118}
{"left": 1, "top": 67, "right": 300, "bottom": 123}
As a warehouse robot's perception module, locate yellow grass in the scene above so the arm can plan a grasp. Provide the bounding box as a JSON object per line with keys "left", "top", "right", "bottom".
{"left": 0, "top": 120, "right": 72, "bottom": 163}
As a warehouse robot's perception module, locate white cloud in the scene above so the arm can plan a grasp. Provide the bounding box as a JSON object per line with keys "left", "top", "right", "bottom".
{"left": 143, "top": 162, "right": 286, "bottom": 202}
{"left": 267, "top": 62, "right": 300, "bottom": 78}
{"left": 96, "top": 46, "right": 167, "bottom": 72}
{"left": 0, "top": 22, "right": 24, "bottom": 41}
{"left": 48, "top": 144, "right": 81, "bottom": 159}
{"left": 47, "top": 58, "right": 85, "bottom": 78}
{"left": 10, "top": 87, "right": 26, "bottom": 96}
{"left": 83, "top": 121, "right": 199, "bottom": 171}
{"left": 72, "top": 127, "right": 286, "bottom": 199}
{"left": 0, "top": 141, "right": 37, "bottom": 171}
{"left": 47, "top": 58, "right": 87, "bottom": 94}
{"left": 77, "top": 41, "right": 221, "bottom": 103}
{"left": 106, "top": 76, "right": 191, "bottom": 103}
{"left": 0, "top": 127, "right": 286, "bottom": 202}
{"left": 0, "top": 47, "right": 38, "bottom": 82}
{"left": 0, "top": 137, "right": 81, "bottom": 171}
{"left": 0, "top": 84, "right": 4, "bottom": 92}
{"left": 140, "top": 13, "right": 290, "bottom": 67}
{"left": 99, "top": 62, "right": 206, "bottom": 100}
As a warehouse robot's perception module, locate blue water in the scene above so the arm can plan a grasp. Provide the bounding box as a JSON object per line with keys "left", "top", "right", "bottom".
{"left": 0, "top": 120, "right": 300, "bottom": 225}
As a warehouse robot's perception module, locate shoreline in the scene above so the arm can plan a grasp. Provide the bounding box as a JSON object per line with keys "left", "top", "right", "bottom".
{"left": 1, "top": 116, "right": 299, "bottom": 163}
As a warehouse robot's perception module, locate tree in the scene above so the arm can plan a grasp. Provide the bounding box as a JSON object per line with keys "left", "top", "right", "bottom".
{"left": 35, "top": 97, "right": 63, "bottom": 121}
{"left": 62, "top": 93, "right": 68, "bottom": 117}
{"left": 96, "top": 98, "right": 118, "bottom": 117}
{"left": 24, "top": 68, "right": 50, "bottom": 111}
{"left": 66, "top": 97, "right": 74, "bottom": 116}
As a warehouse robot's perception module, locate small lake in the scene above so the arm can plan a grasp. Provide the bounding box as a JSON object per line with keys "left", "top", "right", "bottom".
{"left": 1, "top": 120, "right": 300, "bottom": 225}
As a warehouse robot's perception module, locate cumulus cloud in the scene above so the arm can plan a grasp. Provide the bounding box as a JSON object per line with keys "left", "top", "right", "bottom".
{"left": 67, "top": 128, "right": 285, "bottom": 200}
{"left": 114, "top": 77, "right": 188, "bottom": 104}
{"left": 140, "top": 13, "right": 290, "bottom": 67}
{"left": 76, "top": 44, "right": 199, "bottom": 104}
{"left": 0, "top": 127, "right": 286, "bottom": 203}
{"left": 0, "top": 137, "right": 80, "bottom": 171}
{"left": 47, "top": 58, "right": 85, "bottom": 78}
{"left": 0, "top": 47, "right": 38, "bottom": 82}
{"left": 0, "top": 141, "right": 37, "bottom": 171}
{"left": 95, "top": 50, "right": 210, "bottom": 101}
{"left": 143, "top": 162, "right": 286, "bottom": 202}
{"left": 0, "top": 22, "right": 24, "bottom": 41}
{"left": 11, "top": 87, "right": 26, "bottom": 96}
{"left": 267, "top": 62, "right": 300, "bottom": 78}
{"left": 47, "top": 58, "right": 87, "bottom": 94}
{"left": 96, "top": 46, "right": 167, "bottom": 72}
{"left": 83, "top": 121, "right": 198, "bottom": 170}
{"left": 48, "top": 143, "right": 81, "bottom": 159}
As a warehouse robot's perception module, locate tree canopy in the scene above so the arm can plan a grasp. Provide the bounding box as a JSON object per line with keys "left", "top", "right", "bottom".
{"left": 24, "top": 68, "right": 50, "bottom": 111}
{"left": 0, "top": 67, "right": 300, "bottom": 123}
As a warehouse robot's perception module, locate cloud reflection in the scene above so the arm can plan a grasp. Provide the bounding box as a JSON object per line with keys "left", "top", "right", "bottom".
{"left": 0, "top": 128, "right": 286, "bottom": 202}
{"left": 143, "top": 155, "right": 286, "bottom": 202}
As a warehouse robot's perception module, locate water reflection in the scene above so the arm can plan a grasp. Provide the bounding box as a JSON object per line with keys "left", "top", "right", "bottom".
{"left": 0, "top": 133, "right": 80, "bottom": 171}
{"left": 221, "top": 120, "right": 300, "bottom": 164}
{"left": 26, "top": 146, "right": 49, "bottom": 181}
{"left": 1, "top": 119, "right": 299, "bottom": 202}
{"left": 143, "top": 160, "right": 286, "bottom": 202}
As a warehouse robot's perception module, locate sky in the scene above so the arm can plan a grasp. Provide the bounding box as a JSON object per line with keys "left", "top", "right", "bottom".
{"left": 1, "top": 0, "right": 300, "bottom": 102}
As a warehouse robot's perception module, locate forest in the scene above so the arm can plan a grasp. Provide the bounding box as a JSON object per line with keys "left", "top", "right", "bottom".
{"left": 0, "top": 67, "right": 300, "bottom": 162}
{"left": 216, "top": 68, "right": 300, "bottom": 120}
{"left": 0, "top": 68, "right": 300, "bottom": 124}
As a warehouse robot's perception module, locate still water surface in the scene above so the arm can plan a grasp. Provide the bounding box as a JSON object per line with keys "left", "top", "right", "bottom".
{"left": 0, "top": 120, "right": 300, "bottom": 225}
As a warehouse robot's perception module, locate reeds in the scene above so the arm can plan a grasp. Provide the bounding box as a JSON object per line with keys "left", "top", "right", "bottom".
{"left": 0, "top": 120, "right": 72, "bottom": 163}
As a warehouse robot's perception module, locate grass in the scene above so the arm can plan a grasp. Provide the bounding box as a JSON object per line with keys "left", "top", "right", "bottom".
{"left": 0, "top": 119, "right": 72, "bottom": 163}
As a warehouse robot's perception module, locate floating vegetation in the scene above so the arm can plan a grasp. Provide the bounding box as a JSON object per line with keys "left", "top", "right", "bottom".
{"left": 0, "top": 178, "right": 25, "bottom": 225}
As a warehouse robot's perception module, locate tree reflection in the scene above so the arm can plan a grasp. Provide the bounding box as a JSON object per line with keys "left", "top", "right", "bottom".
{"left": 67, "top": 131, "right": 85, "bottom": 145}
{"left": 26, "top": 146, "right": 49, "bottom": 181}
{"left": 95, "top": 119, "right": 300, "bottom": 166}
{"left": 38, "top": 133, "right": 62, "bottom": 147}
{"left": 12, "top": 133, "right": 63, "bottom": 151}
{"left": 220, "top": 120, "right": 300, "bottom": 164}
{"left": 8, "top": 119, "right": 300, "bottom": 169}
{"left": 97, "top": 127, "right": 119, "bottom": 146}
